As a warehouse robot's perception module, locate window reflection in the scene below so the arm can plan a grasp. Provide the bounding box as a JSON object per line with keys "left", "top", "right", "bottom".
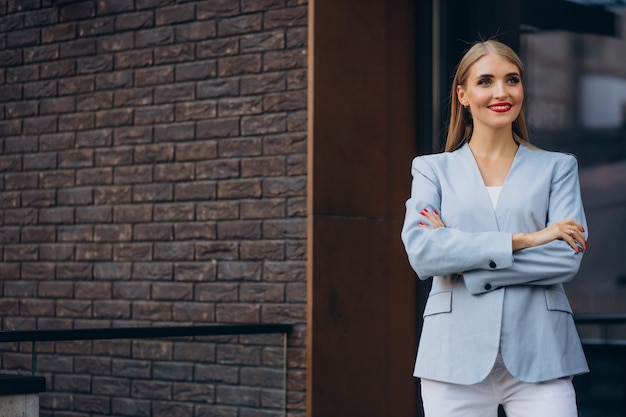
{"left": 520, "top": 4, "right": 626, "bottom": 316}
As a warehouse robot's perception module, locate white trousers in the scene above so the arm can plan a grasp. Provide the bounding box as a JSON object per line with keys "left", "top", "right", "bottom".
{"left": 420, "top": 353, "right": 578, "bottom": 417}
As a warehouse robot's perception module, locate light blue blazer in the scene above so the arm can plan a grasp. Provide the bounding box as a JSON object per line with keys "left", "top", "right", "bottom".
{"left": 401, "top": 143, "right": 589, "bottom": 384}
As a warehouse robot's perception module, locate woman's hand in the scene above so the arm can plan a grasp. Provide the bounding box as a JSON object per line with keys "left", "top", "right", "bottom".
{"left": 418, "top": 208, "right": 445, "bottom": 229}
{"left": 513, "top": 219, "right": 587, "bottom": 253}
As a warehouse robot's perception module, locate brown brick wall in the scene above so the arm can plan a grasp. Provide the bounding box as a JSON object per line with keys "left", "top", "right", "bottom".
{"left": 0, "top": 0, "right": 307, "bottom": 415}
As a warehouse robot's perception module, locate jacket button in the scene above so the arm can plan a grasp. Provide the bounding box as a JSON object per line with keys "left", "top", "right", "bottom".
{"left": 485, "top": 283, "right": 492, "bottom": 290}
{"left": 489, "top": 261, "right": 497, "bottom": 268}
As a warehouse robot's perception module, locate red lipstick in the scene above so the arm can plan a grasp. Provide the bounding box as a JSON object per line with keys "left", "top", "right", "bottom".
{"left": 488, "top": 102, "right": 512, "bottom": 113}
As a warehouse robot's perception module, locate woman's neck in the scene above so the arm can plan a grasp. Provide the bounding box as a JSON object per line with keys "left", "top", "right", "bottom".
{"left": 468, "top": 126, "right": 518, "bottom": 159}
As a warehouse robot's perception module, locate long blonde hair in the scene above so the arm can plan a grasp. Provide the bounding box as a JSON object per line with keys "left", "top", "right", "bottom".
{"left": 445, "top": 40, "right": 530, "bottom": 152}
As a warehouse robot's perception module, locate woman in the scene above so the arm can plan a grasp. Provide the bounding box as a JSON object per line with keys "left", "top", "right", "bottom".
{"left": 401, "top": 40, "right": 589, "bottom": 417}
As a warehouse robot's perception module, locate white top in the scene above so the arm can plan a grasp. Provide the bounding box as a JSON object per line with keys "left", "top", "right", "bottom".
{"left": 486, "top": 186, "right": 503, "bottom": 208}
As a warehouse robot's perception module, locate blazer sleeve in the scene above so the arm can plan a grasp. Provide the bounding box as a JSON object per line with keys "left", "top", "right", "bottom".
{"left": 401, "top": 156, "right": 514, "bottom": 280}
{"left": 463, "top": 154, "right": 588, "bottom": 295}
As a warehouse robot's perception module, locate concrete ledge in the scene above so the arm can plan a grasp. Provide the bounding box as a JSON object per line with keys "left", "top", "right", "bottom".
{"left": 0, "top": 375, "right": 45, "bottom": 417}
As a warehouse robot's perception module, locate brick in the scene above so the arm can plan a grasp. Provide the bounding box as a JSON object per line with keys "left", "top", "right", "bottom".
{"left": 0, "top": 191, "right": 20, "bottom": 208}
{"left": 76, "top": 167, "right": 113, "bottom": 185}
{"left": 0, "top": 85, "right": 23, "bottom": 102}
{"left": 77, "top": 92, "right": 113, "bottom": 111}
{"left": 219, "top": 96, "right": 263, "bottom": 117}
{"left": 263, "top": 218, "right": 305, "bottom": 239}
{"left": 264, "top": 49, "right": 307, "bottom": 70}
{"left": 40, "top": 96, "right": 76, "bottom": 115}
{"left": 94, "top": 224, "right": 132, "bottom": 242}
{"left": 197, "top": 38, "right": 239, "bottom": 59}
{"left": 76, "top": 205, "right": 113, "bottom": 223}
{"left": 135, "top": 66, "right": 174, "bottom": 86}
{"left": 114, "top": 87, "right": 153, "bottom": 107}
{"left": 241, "top": 0, "right": 283, "bottom": 12}
{"left": 0, "top": 49, "right": 23, "bottom": 66}
{"left": 172, "top": 301, "right": 215, "bottom": 322}
{"left": 5, "top": 280, "right": 37, "bottom": 296}
{"left": 133, "top": 223, "right": 173, "bottom": 240}
{"left": 132, "top": 380, "right": 172, "bottom": 400}
{"left": 78, "top": 16, "right": 115, "bottom": 37}
{"left": 113, "top": 126, "right": 153, "bottom": 145}
{"left": 152, "top": 282, "right": 192, "bottom": 300}
{"left": 217, "top": 220, "right": 261, "bottom": 239}
{"left": 24, "top": 8, "right": 58, "bottom": 26}
{"left": 287, "top": 197, "right": 305, "bottom": 217}
{"left": 97, "top": 0, "right": 134, "bottom": 15}
{"left": 175, "top": 60, "right": 217, "bottom": 81}
{"left": 56, "top": 299, "right": 92, "bottom": 317}
{"left": 240, "top": 240, "right": 285, "bottom": 260}
{"left": 218, "top": 260, "right": 262, "bottom": 281}
{"left": 22, "top": 225, "right": 55, "bottom": 242}
{"left": 287, "top": 27, "right": 307, "bottom": 48}
{"left": 57, "top": 225, "right": 93, "bottom": 243}
{"left": 264, "top": 90, "right": 306, "bottom": 112}
{"left": 240, "top": 31, "right": 284, "bottom": 53}
{"left": 153, "top": 402, "right": 193, "bottom": 417}
{"left": 264, "top": 6, "right": 307, "bottom": 29}
{"left": 176, "top": 21, "right": 216, "bottom": 42}
{"left": 74, "top": 395, "right": 110, "bottom": 414}
{"left": 262, "top": 304, "right": 306, "bottom": 322}
{"left": 77, "top": 55, "right": 114, "bottom": 74}
{"left": 174, "top": 181, "right": 216, "bottom": 201}
{"left": 75, "top": 282, "right": 112, "bottom": 299}
{"left": 196, "top": 118, "right": 239, "bottom": 139}
{"left": 195, "top": 241, "right": 238, "bottom": 260}
{"left": 111, "top": 398, "right": 151, "bottom": 417}
{"left": 196, "top": 0, "right": 239, "bottom": 18}
{"left": 195, "top": 282, "right": 238, "bottom": 302}
{"left": 39, "top": 281, "right": 74, "bottom": 298}
{"left": 154, "top": 44, "right": 195, "bottom": 65}
{"left": 156, "top": 3, "right": 194, "bottom": 24}
{"left": 196, "top": 160, "right": 239, "bottom": 180}
{"left": 4, "top": 208, "right": 37, "bottom": 224}
{"left": 112, "top": 282, "right": 150, "bottom": 299}
{"left": 22, "top": 190, "right": 56, "bottom": 207}
{"left": 216, "top": 304, "right": 259, "bottom": 323}
{"left": 153, "top": 202, "right": 194, "bottom": 222}
{"left": 59, "top": 75, "right": 95, "bottom": 95}
{"left": 135, "top": 27, "right": 173, "bottom": 48}
{"left": 220, "top": 14, "right": 263, "bottom": 36}
{"left": 94, "top": 300, "right": 132, "bottom": 319}
{"left": 78, "top": 129, "right": 113, "bottom": 148}
{"left": 155, "top": 83, "right": 195, "bottom": 104}
{"left": 263, "top": 132, "right": 306, "bottom": 155}
{"left": 6, "top": 65, "right": 39, "bottom": 83}
{"left": 94, "top": 262, "right": 132, "bottom": 280}
{"left": 133, "top": 301, "right": 172, "bottom": 320}
{"left": 22, "top": 116, "right": 57, "bottom": 134}
{"left": 115, "top": 11, "right": 153, "bottom": 31}
{"left": 154, "top": 122, "right": 195, "bottom": 142}
{"left": 114, "top": 165, "right": 152, "bottom": 184}
{"left": 134, "top": 105, "right": 174, "bottom": 125}
{"left": 97, "top": 32, "right": 134, "bottom": 52}
{"left": 40, "top": 243, "right": 75, "bottom": 261}
{"left": 154, "top": 162, "right": 194, "bottom": 181}
{"left": 218, "top": 54, "right": 262, "bottom": 77}
{"left": 96, "top": 71, "right": 133, "bottom": 90}
{"left": 113, "top": 204, "right": 152, "bottom": 222}
{"left": 217, "top": 179, "right": 262, "bottom": 199}
{"left": 241, "top": 113, "right": 286, "bottom": 135}
{"left": 23, "top": 153, "right": 57, "bottom": 171}
{"left": 154, "top": 242, "right": 195, "bottom": 260}
{"left": 263, "top": 261, "right": 305, "bottom": 282}
{"left": 5, "top": 101, "right": 38, "bottom": 118}
{"left": 59, "top": 1, "right": 96, "bottom": 21}
{"left": 24, "top": 44, "right": 59, "bottom": 63}
{"left": 94, "top": 185, "right": 132, "bottom": 204}
{"left": 38, "top": 207, "right": 74, "bottom": 224}
{"left": 175, "top": 141, "right": 217, "bottom": 161}
{"left": 196, "top": 201, "right": 238, "bottom": 220}
{"left": 242, "top": 156, "right": 284, "bottom": 177}
{"left": 175, "top": 101, "right": 216, "bottom": 121}
{"left": 114, "top": 49, "right": 153, "bottom": 69}
{"left": 60, "top": 39, "right": 96, "bottom": 58}
{"left": 174, "top": 262, "right": 216, "bottom": 282}
{"left": 93, "top": 376, "right": 130, "bottom": 396}
{"left": 263, "top": 175, "right": 306, "bottom": 197}
{"left": 7, "top": 28, "right": 40, "bottom": 48}
{"left": 197, "top": 78, "right": 239, "bottom": 99}
{"left": 0, "top": 227, "right": 20, "bottom": 243}
{"left": 59, "top": 149, "right": 94, "bottom": 169}
{"left": 113, "top": 243, "right": 152, "bottom": 261}
{"left": 76, "top": 242, "right": 113, "bottom": 260}
{"left": 287, "top": 110, "right": 307, "bottom": 132}
{"left": 95, "top": 108, "right": 133, "bottom": 127}
{"left": 133, "top": 183, "right": 173, "bottom": 203}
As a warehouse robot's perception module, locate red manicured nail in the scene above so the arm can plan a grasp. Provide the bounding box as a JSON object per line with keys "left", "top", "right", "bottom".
{"left": 423, "top": 208, "right": 429, "bottom": 213}
{"left": 419, "top": 221, "right": 424, "bottom": 226}
{"left": 434, "top": 209, "right": 439, "bottom": 215}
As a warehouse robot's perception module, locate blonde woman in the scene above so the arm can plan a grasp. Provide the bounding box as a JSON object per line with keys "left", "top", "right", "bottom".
{"left": 401, "top": 40, "right": 589, "bottom": 417}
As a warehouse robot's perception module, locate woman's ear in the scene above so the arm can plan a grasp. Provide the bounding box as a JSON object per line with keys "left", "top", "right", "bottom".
{"left": 457, "top": 85, "right": 468, "bottom": 107}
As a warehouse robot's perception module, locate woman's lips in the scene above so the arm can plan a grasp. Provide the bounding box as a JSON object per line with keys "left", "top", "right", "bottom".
{"left": 488, "top": 103, "right": 512, "bottom": 112}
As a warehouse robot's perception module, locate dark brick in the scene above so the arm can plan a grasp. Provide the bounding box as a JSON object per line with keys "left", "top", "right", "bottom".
{"left": 135, "top": 66, "right": 174, "bottom": 86}
{"left": 0, "top": 191, "right": 20, "bottom": 208}
{"left": 112, "top": 282, "right": 150, "bottom": 300}
{"left": 195, "top": 282, "right": 238, "bottom": 302}
{"left": 23, "top": 153, "right": 57, "bottom": 171}
{"left": 287, "top": 110, "right": 307, "bottom": 132}
{"left": 114, "top": 165, "right": 152, "bottom": 184}
{"left": 75, "top": 91, "right": 115, "bottom": 114}
{"left": 197, "top": 38, "right": 239, "bottom": 60}
{"left": 0, "top": 49, "right": 23, "bottom": 66}
{"left": 6, "top": 65, "right": 39, "bottom": 83}
{"left": 153, "top": 402, "right": 193, "bottom": 417}
{"left": 241, "top": 0, "right": 283, "bottom": 12}
{"left": 155, "top": 83, "right": 195, "bottom": 104}
{"left": 42, "top": 22, "right": 77, "bottom": 43}
{"left": 132, "top": 379, "right": 172, "bottom": 400}
{"left": 6, "top": 280, "right": 37, "bottom": 296}
{"left": 196, "top": 160, "right": 238, "bottom": 180}
{"left": 39, "top": 281, "right": 74, "bottom": 298}
{"left": 59, "top": 149, "right": 94, "bottom": 168}
{"left": 175, "top": 141, "right": 217, "bottom": 162}
{"left": 40, "top": 243, "right": 74, "bottom": 261}
{"left": 217, "top": 179, "right": 262, "bottom": 199}
{"left": 218, "top": 260, "right": 262, "bottom": 280}
{"left": 75, "top": 243, "right": 113, "bottom": 261}
{"left": 153, "top": 122, "right": 194, "bottom": 142}
{"left": 240, "top": 240, "right": 284, "bottom": 260}
{"left": 96, "top": 71, "right": 133, "bottom": 89}
{"left": 76, "top": 205, "right": 113, "bottom": 223}
{"left": 218, "top": 96, "right": 263, "bottom": 117}
{"left": 39, "top": 133, "right": 74, "bottom": 151}
{"left": 240, "top": 30, "right": 284, "bottom": 53}
{"left": 263, "top": 260, "right": 305, "bottom": 282}
{"left": 215, "top": 303, "right": 259, "bottom": 323}
{"left": 4, "top": 208, "right": 37, "bottom": 225}
{"left": 24, "top": 80, "right": 56, "bottom": 98}
{"left": 152, "top": 282, "right": 192, "bottom": 301}
{"left": 196, "top": 201, "right": 238, "bottom": 220}
{"left": 94, "top": 185, "right": 132, "bottom": 204}
{"left": 111, "top": 398, "right": 151, "bottom": 417}
{"left": 115, "top": 11, "right": 154, "bottom": 31}
{"left": 0, "top": 227, "right": 20, "bottom": 243}
{"left": 24, "top": 9, "right": 58, "bottom": 28}
{"left": 94, "top": 262, "right": 132, "bottom": 280}
{"left": 7, "top": 28, "right": 40, "bottom": 48}
{"left": 76, "top": 167, "right": 113, "bottom": 186}
{"left": 56, "top": 262, "right": 93, "bottom": 280}
{"left": 197, "top": 78, "right": 239, "bottom": 99}
{"left": 75, "top": 282, "right": 112, "bottom": 299}
{"left": 40, "top": 170, "right": 75, "bottom": 189}
{"left": 97, "top": 0, "right": 134, "bottom": 15}
{"left": 153, "top": 202, "right": 194, "bottom": 222}
{"left": 133, "top": 223, "right": 173, "bottom": 240}
{"left": 59, "top": 1, "right": 96, "bottom": 21}
{"left": 218, "top": 54, "right": 262, "bottom": 77}
{"left": 196, "top": 118, "right": 239, "bottom": 139}
{"left": 240, "top": 199, "right": 284, "bottom": 219}
{"left": 57, "top": 225, "right": 93, "bottom": 242}
{"left": 264, "top": 6, "right": 307, "bottom": 29}
{"left": 174, "top": 181, "right": 216, "bottom": 201}
{"left": 22, "top": 116, "right": 57, "bottom": 134}
{"left": 93, "top": 376, "right": 130, "bottom": 396}
{"left": 114, "top": 49, "right": 153, "bottom": 69}
{"left": 263, "top": 304, "right": 305, "bottom": 322}
{"left": 4, "top": 244, "right": 38, "bottom": 261}
{"left": 218, "top": 13, "right": 262, "bottom": 36}
{"left": 58, "top": 187, "right": 94, "bottom": 205}
{"left": 264, "top": 90, "right": 306, "bottom": 112}
{"left": 134, "top": 105, "right": 173, "bottom": 125}
{"left": 154, "top": 44, "right": 195, "bottom": 65}
{"left": 135, "top": 27, "right": 173, "bottom": 48}
{"left": 264, "top": 49, "right": 307, "bottom": 70}
{"left": 77, "top": 129, "right": 113, "bottom": 148}
{"left": 40, "top": 96, "right": 76, "bottom": 115}
{"left": 60, "top": 38, "right": 96, "bottom": 58}
{"left": 59, "top": 112, "right": 94, "bottom": 132}
{"left": 5, "top": 101, "right": 37, "bottom": 119}
{"left": 196, "top": 0, "right": 239, "bottom": 18}
{"left": 132, "top": 301, "right": 172, "bottom": 320}
{"left": 59, "top": 75, "right": 94, "bottom": 95}
{"left": 287, "top": 26, "right": 307, "bottom": 48}
{"left": 175, "top": 60, "right": 217, "bottom": 81}
{"left": 154, "top": 162, "right": 194, "bottom": 182}
{"left": 114, "top": 87, "right": 153, "bottom": 107}
{"left": 95, "top": 108, "right": 133, "bottom": 127}
{"left": 195, "top": 241, "right": 238, "bottom": 260}
{"left": 174, "top": 262, "right": 216, "bottom": 282}
{"left": 5, "top": 172, "right": 38, "bottom": 190}
{"left": 77, "top": 54, "right": 114, "bottom": 74}
{"left": 113, "top": 126, "right": 153, "bottom": 145}
{"left": 97, "top": 32, "right": 134, "bottom": 53}
{"left": 241, "top": 113, "right": 286, "bottom": 135}
{"left": 176, "top": 21, "right": 216, "bottom": 42}
{"left": 78, "top": 16, "right": 115, "bottom": 37}
{"left": 113, "top": 204, "right": 152, "bottom": 222}
{"left": 22, "top": 226, "right": 55, "bottom": 242}
{"left": 133, "top": 183, "right": 173, "bottom": 203}
{"left": 74, "top": 395, "right": 110, "bottom": 414}
{"left": 24, "top": 44, "right": 59, "bottom": 63}
{"left": 94, "top": 224, "right": 132, "bottom": 242}
{"left": 217, "top": 220, "right": 261, "bottom": 239}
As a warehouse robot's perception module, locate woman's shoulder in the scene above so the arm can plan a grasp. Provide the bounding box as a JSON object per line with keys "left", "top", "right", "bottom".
{"left": 521, "top": 143, "right": 578, "bottom": 167}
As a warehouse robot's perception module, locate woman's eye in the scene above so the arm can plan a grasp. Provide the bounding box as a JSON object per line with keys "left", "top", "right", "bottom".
{"left": 508, "top": 77, "right": 520, "bottom": 84}
{"left": 478, "top": 79, "right": 491, "bottom": 86}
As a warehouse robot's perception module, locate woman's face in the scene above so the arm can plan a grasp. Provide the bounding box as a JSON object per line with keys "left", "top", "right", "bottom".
{"left": 457, "top": 53, "right": 523, "bottom": 133}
